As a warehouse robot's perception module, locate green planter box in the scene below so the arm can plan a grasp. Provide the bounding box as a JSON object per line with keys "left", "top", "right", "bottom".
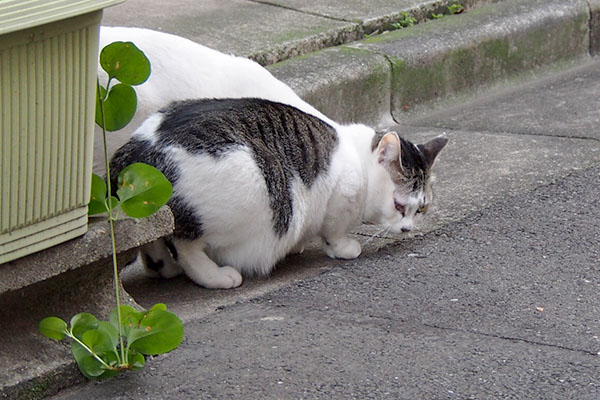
{"left": 0, "top": 0, "right": 123, "bottom": 264}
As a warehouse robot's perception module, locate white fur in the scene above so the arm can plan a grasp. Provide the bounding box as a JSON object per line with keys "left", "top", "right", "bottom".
{"left": 95, "top": 26, "right": 335, "bottom": 173}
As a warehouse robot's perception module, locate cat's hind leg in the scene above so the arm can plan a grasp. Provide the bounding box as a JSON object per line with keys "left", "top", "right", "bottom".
{"left": 140, "top": 238, "right": 183, "bottom": 278}
{"left": 175, "top": 240, "right": 243, "bottom": 289}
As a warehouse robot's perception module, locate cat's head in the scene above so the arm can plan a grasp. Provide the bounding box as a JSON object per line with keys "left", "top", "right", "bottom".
{"left": 364, "top": 131, "right": 448, "bottom": 233}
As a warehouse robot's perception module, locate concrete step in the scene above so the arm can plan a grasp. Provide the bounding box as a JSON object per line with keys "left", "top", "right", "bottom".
{"left": 269, "top": 0, "right": 596, "bottom": 126}
{"left": 102, "top": 0, "right": 507, "bottom": 66}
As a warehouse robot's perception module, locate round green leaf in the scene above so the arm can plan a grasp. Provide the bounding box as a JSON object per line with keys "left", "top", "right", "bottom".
{"left": 100, "top": 41, "right": 151, "bottom": 86}
{"left": 109, "top": 305, "right": 143, "bottom": 338}
{"left": 150, "top": 303, "right": 167, "bottom": 312}
{"left": 97, "top": 321, "right": 119, "bottom": 352}
{"left": 89, "top": 173, "right": 108, "bottom": 216}
{"left": 70, "top": 313, "right": 99, "bottom": 340}
{"left": 117, "top": 163, "right": 173, "bottom": 218}
{"left": 82, "top": 329, "right": 115, "bottom": 354}
{"left": 108, "top": 196, "right": 120, "bottom": 211}
{"left": 39, "top": 317, "right": 68, "bottom": 340}
{"left": 80, "top": 355, "right": 106, "bottom": 378}
{"left": 128, "top": 309, "right": 184, "bottom": 355}
{"left": 71, "top": 341, "right": 105, "bottom": 379}
{"left": 95, "top": 83, "right": 137, "bottom": 132}
{"left": 128, "top": 351, "right": 146, "bottom": 370}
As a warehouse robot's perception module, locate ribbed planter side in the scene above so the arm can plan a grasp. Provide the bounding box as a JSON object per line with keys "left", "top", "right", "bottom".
{"left": 0, "top": 3, "right": 121, "bottom": 264}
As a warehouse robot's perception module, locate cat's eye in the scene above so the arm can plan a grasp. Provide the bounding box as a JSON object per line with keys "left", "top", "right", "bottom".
{"left": 417, "top": 205, "right": 428, "bottom": 214}
{"left": 394, "top": 201, "right": 405, "bottom": 215}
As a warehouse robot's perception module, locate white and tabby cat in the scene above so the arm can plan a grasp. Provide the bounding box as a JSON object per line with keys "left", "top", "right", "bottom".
{"left": 110, "top": 98, "right": 447, "bottom": 289}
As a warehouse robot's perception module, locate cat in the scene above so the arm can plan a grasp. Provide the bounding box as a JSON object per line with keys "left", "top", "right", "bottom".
{"left": 96, "top": 26, "right": 330, "bottom": 174}
{"left": 110, "top": 97, "right": 448, "bottom": 289}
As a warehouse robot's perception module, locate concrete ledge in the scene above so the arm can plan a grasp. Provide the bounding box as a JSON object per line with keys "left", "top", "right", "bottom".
{"left": 268, "top": 46, "right": 393, "bottom": 126}
{"left": 350, "top": 0, "right": 590, "bottom": 120}
{"left": 0, "top": 207, "right": 174, "bottom": 295}
{"left": 0, "top": 207, "right": 174, "bottom": 399}
{"left": 266, "top": 0, "right": 592, "bottom": 128}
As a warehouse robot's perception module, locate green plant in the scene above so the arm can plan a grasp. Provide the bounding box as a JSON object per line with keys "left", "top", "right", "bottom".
{"left": 391, "top": 12, "right": 417, "bottom": 29}
{"left": 431, "top": 13, "right": 444, "bottom": 19}
{"left": 40, "top": 42, "right": 182, "bottom": 379}
{"left": 448, "top": 4, "right": 465, "bottom": 14}
{"left": 40, "top": 304, "right": 183, "bottom": 379}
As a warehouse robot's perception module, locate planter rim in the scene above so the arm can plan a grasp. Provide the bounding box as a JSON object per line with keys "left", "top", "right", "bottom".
{"left": 0, "top": 0, "right": 124, "bottom": 35}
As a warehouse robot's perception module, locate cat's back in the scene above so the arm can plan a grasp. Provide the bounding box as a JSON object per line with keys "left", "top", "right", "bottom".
{"left": 99, "top": 27, "right": 245, "bottom": 105}
{"left": 156, "top": 98, "right": 337, "bottom": 173}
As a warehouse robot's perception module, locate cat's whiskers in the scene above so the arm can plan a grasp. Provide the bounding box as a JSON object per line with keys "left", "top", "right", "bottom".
{"left": 361, "top": 225, "right": 392, "bottom": 246}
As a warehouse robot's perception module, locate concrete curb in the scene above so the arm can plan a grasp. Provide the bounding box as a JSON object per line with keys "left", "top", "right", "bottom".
{"left": 269, "top": 0, "right": 593, "bottom": 126}
{"left": 248, "top": 0, "right": 505, "bottom": 65}
{"left": 269, "top": 46, "right": 393, "bottom": 126}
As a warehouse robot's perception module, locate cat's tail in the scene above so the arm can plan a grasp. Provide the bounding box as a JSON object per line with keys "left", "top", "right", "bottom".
{"left": 140, "top": 237, "right": 183, "bottom": 279}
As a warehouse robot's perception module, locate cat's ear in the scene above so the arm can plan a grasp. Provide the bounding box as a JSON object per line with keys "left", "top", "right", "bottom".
{"left": 418, "top": 135, "right": 448, "bottom": 169}
{"left": 376, "top": 132, "right": 402, "bottom": 166}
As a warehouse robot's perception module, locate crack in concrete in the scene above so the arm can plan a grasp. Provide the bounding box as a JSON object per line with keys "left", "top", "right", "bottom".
{"left": 422, "top": 322, "right": 600, "bottom": 357}
{"left": 245, "top": 0, "right": 353, "bottom": 23}
{"left": 586, "top": 0, "right": 594, "bottom": 55}
{"left": 381, "top": 54, "right": 402, "bottom": 126}
{"left": 404, "top": 124, "right": 600, "bottom": 143}
{"left": 244, "top": 300, "right": 600, "bottom": 358}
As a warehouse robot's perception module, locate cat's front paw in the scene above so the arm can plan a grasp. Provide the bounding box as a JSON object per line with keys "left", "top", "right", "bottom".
{"left": 200, "top": 266, "right": 243, "bottom": 289}
{"left": 323, "top": 237, "right": 361, "bottom": 260}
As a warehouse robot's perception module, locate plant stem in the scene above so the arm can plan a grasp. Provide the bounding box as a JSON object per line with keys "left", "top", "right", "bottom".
{"left": 70, "top": 334, "right": 116, "bottom": 371}
{"left": 97, "top": 79, "right": 127, "bottom": 366}
{"left": 108, "top": 213, "right": 126, "bottom": 365}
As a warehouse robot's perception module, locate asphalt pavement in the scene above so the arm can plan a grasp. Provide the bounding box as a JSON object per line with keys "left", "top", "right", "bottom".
{"left": 51, "top": 53, "right": 600, "bottom": 399}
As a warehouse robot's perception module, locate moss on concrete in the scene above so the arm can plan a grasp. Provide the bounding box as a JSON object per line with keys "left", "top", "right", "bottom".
{"left": 381, "top": 2, "right": 590, "bottom": 116}
{"left": 268, "top": 44, "right": 392, "bottom": 125}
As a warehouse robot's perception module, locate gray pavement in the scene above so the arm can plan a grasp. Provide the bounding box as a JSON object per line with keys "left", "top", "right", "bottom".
{"left": 55, "top": 163, "right": 600, "bottom": 398}
{"left": 52, "top": 49, "right": 600, "bottom": 400}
